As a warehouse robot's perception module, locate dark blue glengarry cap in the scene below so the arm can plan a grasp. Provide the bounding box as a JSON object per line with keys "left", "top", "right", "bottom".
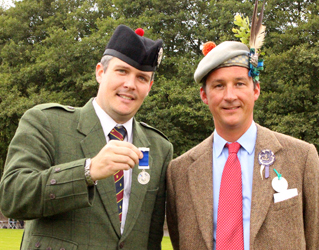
{"left": 103, "top": 25, "right": 163, "bottom": 72}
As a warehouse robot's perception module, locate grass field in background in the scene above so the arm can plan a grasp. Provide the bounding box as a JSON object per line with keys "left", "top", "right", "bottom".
{"left": 0, "top": 229, "right": 173, "bottom": 250}
{"left": 0, "top": 229, "right": 23, "bottom": 250}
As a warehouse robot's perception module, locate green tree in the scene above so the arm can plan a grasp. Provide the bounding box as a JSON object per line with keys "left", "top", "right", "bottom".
{"left": 255, "top": 0, "right": 319, "bottom": 147}
{"left": 0, "top": 0, "right": 318, "bottom": 177}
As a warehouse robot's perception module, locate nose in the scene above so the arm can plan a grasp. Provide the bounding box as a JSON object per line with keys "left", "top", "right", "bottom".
{"left": 123, "top": 75, "right": 137, "bottom": 90}
{"left": 224, "top": 85, "right": 237, "bottom": 101}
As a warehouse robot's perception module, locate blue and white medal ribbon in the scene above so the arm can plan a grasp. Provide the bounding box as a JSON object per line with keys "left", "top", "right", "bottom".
{"left": 138, "top": 147, "right": 150, "bottom": 185}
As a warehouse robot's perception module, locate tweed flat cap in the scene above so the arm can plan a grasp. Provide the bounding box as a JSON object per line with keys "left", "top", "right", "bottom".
{"left": 103, "top": 25, "right": 163, "bottom": 72}
{"left": 194, "top": 41, "right": 250, "bottom": 83}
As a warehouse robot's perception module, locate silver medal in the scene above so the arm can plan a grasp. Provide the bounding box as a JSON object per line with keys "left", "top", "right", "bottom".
{"left": 138, "top": 170, "right": 150, "bottom": 185}
{"left": 272, "top": 176, "right": 288, "bottom": 193}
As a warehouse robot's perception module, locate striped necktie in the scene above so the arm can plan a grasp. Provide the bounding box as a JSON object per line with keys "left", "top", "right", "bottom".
{"left": 216, "top": 142, "right": 244, "bottom": 250}
{"left": 109, "top": 126, "right": 127, "bottom": 223}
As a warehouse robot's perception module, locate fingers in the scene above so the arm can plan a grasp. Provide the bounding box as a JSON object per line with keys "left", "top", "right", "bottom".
{"left": 89, "top": 140, "right": 143, "bottom": 181}
{"left": 109, "top": 140, "right": 143, "bottom": 159}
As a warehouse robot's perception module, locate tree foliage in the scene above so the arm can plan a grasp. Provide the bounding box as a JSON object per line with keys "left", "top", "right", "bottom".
{"left": 0, "top": 0, "right": 318, "bottom": 176}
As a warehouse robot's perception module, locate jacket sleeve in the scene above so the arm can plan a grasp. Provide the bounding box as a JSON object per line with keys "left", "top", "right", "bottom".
{"left": 166, "top": 159, "right": 180, "bottom": 250}
{"left": 303, "top": 144, "right": 319, "bottom": 250}
{"left": 0, "top": 107, "right": 94, "bottom": 220}
{"left": 147, "top": 142, "right": 173, "bottom": 250}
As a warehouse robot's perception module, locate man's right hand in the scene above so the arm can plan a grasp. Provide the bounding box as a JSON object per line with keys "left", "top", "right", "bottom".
{"left": 89, "top": 140, "right": 143, "bottom": 181}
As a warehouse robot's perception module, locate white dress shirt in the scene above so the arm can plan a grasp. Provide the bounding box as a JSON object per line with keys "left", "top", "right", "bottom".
{"left": 92, "top": 99, "right": 133, "bottom": 234}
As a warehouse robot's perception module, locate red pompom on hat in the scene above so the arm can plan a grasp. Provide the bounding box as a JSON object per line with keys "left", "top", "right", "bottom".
{"left": 135, "top": 28, "right": 144, "bottom": 37}
{"left": 202, "top": 41, "right": 216, "bottom": 56}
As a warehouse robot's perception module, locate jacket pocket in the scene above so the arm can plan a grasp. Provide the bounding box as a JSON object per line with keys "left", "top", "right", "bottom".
{"left": 272, "top": 191, "right": 302, "bottom": 211}
{"left": 25, "top": 235, "right": 78, "bottom": 250}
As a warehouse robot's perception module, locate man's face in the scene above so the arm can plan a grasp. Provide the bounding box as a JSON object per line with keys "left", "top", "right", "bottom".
{"left": 95, "top": 57, "right": 153, "bottom": 123}
{"left": 200, "top": 66, "right": 260, "bottom": 139}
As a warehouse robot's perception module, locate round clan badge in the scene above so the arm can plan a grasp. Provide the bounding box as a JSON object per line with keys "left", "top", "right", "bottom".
{"left": 157, "top": 48, "right": 163, "bottom": 66}
{"left": 258, "top": 149, "right": 275, "bottom": 166}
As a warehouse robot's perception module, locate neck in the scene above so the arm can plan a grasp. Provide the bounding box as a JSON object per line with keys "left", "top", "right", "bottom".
{"left": 215, "top": 122, "right": 253, "bottom": 142}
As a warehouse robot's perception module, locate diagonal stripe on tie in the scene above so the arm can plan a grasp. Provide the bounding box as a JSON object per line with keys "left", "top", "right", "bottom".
{"left": 109, "top": 126, "right": 127, "bottom": 223}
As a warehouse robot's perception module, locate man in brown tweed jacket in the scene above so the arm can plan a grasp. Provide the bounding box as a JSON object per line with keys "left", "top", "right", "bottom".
{"left": 0, "top": 25, "right": 173, "bottom": 250}
{"left": 166, "top": 40, "right": 319, "bottom": 249}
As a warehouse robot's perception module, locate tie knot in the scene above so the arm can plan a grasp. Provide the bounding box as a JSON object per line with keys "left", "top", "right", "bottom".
{"left": 226, "top": 142, "right": 241, "bottom": 154}
{"left": 109, "top": 126, "right": 127, "bottom": 141}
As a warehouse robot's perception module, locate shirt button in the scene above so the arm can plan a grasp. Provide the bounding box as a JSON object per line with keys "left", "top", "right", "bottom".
{"left": 119, "top": 242, "right": 125, "bottom": 248}
{"left": 49, "top": 194, "right": 56, "bottom": 199}
{"left": 55, "top": 168, "right": 61, "bottom": 172}
{"left": 50, "top": 179, "right": 57, "bottom": 185}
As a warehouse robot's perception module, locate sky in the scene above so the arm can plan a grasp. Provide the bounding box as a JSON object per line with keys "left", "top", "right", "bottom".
{"left": 1, "top": 0, "right": 16, "bottom": 9}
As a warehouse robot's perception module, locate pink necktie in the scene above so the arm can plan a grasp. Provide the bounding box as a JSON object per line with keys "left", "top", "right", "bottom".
{"left": 216, "top": 142, "right": 244, "bottom": 250}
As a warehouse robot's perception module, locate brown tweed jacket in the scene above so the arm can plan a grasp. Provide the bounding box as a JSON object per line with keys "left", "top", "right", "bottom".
{"left": 167, "top": 124, "right": 319, "bottom": 250}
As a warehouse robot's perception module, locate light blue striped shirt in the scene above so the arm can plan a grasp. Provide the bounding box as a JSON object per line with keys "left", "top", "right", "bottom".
{"left": 213, "top": 122, "right": 257, "bottom": 250}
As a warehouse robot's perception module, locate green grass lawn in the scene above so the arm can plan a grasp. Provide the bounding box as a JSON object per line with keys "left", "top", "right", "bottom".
{"left": 0, "top": 229, "right": 23, "bottom": 250}
{"left": 162, "top": 236, "right": 173, "bottom": 250}
{"left": 0, "top": 229, "right": 173, "bottom": 250}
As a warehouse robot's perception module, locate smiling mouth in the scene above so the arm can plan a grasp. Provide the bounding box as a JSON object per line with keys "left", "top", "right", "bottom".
{"left": 118, "top": 94, "right": 134, "bottom": 100}
{"left": 224, "top": 107, "right": 239, "bottom": 110}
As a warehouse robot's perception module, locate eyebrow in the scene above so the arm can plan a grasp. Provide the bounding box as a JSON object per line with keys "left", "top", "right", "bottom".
{"left": 114, "top": 64, "right": 151, "bottom": 80}
{"left": 234, "top": 76, "right": 249, "bottom": 81}
{"left": 210, "top": 76, "right": 249, "bottom": 83}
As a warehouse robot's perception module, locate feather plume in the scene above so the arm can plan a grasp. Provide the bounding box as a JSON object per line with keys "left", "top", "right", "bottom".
{"left": 249, "top": 0, "right": 266, "bottom": 52}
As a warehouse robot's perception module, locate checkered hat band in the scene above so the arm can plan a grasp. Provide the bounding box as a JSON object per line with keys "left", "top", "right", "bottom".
{"left": 217, "top": 55, "right": 249, "bottom": 69}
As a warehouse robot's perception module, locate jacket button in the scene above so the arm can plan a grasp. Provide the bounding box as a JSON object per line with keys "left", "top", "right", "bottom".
{"left": 60, "top": 248, "right": 66, "bottom": 250}
{"left": 46, "top": 247, "right": 52, "bottom": 250}
{"left": 50, "top": 179, "right": 57, "bottom": 185}
{"left": 49, "top": 193, "right": 56, "bottom": 199}
{"left": 119, "top": 242, "right": 124, "bottom": 248}
{"left": 35, "top": 242, "right": 41, "bottom": 248}
{"left": 55, "top": 168, "right": 61, "bottom": 172}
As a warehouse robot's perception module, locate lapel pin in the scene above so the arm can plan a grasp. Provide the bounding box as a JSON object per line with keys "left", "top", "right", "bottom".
{"left": 258, "top": 149, "right": 275, "bottom": 179}
{"left": 138, "top": 147, "right": 150, "bottom": 185}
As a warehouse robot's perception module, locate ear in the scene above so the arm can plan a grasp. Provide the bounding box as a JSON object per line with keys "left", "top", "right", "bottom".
{"left": 149, "top": 80, "right": 153, "bottom": 91}
{"left": 95, "top": 63, "right": 104, "bottom": 84}
{"left": 146, "top": 80, "right": 153, "bottom": 95}
{"left": 254, "top": 82, "right": 261, "bottom": 101}
{"left": 200, "top": 87, "right": 208, "bottom": 105}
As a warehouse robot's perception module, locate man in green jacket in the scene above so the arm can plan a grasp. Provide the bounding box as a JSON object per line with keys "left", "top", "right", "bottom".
{"left": 0, "top": 24, "right": 173, "bottom": 250}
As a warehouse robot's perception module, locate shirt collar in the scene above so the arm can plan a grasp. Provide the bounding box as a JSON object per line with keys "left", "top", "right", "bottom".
{"left": 213, "top": 121, "right": 257, "bottom": 157}
{"left": 92, "top": 98, "right": 133, "bottom": 142}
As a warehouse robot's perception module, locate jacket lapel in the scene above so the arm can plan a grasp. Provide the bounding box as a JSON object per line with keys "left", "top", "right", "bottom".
{"left": 250, "top": 125, "right": 283, "bottom": 245}
{"left": 78, "top": 99, "right": 121, "bottom": 237}
{"left": 121, "top": 120, "right": 151, "bottom": 239}
{"left": 187, "top": 134, "right": 214, "bottom": 250}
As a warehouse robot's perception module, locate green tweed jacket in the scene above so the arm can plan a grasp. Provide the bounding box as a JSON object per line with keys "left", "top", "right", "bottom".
{"left": 0, "top": 99, "right": 173, "bottom": 250}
